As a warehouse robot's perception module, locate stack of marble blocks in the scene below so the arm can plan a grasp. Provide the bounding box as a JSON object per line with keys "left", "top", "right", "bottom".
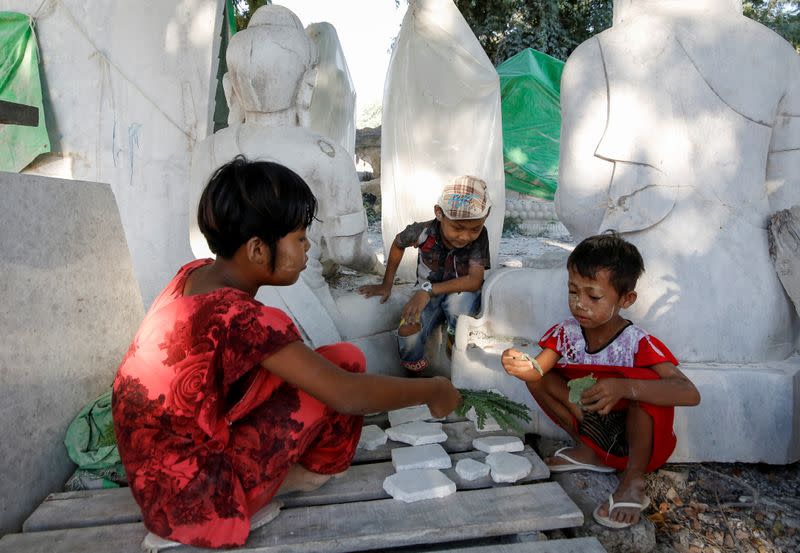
{"left": 504, "top": 193, "right": 568, "bottom": 236}
{"left": 357, "top": 406, "right": 534, "bottom": 502}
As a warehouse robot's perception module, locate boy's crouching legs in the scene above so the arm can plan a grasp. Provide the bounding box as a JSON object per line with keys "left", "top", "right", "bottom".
{"left": 529, "top": 373, "right": 610, "bottom": 470}
{"left": 398, "top": 297, "right": 444, "bottom": 373}
{"left": 595, "top": 402, "right": 652, "bottom": 526}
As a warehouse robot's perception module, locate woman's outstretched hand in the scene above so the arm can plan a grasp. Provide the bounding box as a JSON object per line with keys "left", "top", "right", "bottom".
{"left": 426, "top": 376, "right": 462, "bottom": 419}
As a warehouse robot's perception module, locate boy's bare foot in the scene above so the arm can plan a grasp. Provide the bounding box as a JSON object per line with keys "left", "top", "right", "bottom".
{"left": 276, "top": 464, "right": 333, "bottom": 496}
{"left": 594, "top": 473, "right": 649, "bottom": 527}
{"left": 546, "top": 443, "right": 613, "bottom": 472}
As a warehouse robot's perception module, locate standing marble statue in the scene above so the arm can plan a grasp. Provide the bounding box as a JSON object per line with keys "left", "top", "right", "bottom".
{"left": 556, "top": 0, "right": 800, "bottom": 363}
{"left": 189, "top": 5, "right": 380, "bottom": 345}
{"left": 306, "top": 22, "right": 357, "bottom": 156}
{"left": 381, "top": 0, "right": 505, "bottom": 281}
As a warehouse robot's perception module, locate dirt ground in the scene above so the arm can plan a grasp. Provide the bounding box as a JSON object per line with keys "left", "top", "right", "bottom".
{"left": 646, "top": 461, "right": 800, "bottom": 553}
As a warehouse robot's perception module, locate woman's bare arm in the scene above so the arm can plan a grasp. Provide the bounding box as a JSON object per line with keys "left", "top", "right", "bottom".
{"left": 262, "top": 341, "right": 461, "bottom": 417}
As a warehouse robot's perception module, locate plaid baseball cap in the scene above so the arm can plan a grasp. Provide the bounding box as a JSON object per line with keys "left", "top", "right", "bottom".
{"left": 437, "top": 175, "right": 492, "bottom": 220}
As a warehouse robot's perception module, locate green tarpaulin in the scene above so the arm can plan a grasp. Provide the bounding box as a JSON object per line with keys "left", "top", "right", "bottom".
{"left": 0, "top": 12, "right": 49, "bottom": 172}
{"left": 498, "top": 48, "right": 564, "bottom": 200}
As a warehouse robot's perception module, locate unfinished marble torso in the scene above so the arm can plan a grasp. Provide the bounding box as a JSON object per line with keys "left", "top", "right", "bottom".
{"left": 452, "top": 2, "right": 800, "bottom": 463}
{"left": 555, "top": 0, "right": 800, "bottom": 362}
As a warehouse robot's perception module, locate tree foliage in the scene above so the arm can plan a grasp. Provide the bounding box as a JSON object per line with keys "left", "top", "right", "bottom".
{"left": 744, "top": 1, "right": 800, "bottom": 51}
{"left": 452, "top": 0, "right": 799, "bottom": 65}
{"left": 232, "top": 0, "right": 271, "bottom": 30}
{"left": 453, "top": 0, "right": 612, "bottom": 64}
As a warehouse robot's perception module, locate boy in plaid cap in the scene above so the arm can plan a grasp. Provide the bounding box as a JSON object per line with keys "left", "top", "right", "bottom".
{"left": 360, "top": 175, "right": 491, "bottom": 374}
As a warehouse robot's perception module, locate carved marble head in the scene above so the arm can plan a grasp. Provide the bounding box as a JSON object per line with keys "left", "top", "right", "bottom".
{"left": 225, "top": 5, "right": 318, "bottom": 118}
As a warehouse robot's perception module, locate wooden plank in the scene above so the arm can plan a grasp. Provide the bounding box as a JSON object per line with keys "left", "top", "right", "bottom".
{"left": 8, "top": 483, "right": 582, "bottom": 553}
{"left": 188, "top": 483, "right": 583, "bottom": 553}
{"left": 431, "top": 537, "right": 607, "bottom": 553}
{"left": 0, "top": 522, "right": 146, "bottom": 553}
{"left": 23, "top": 488, "right": 142, "bottom": 532}
{"left": 23, "top": 447, "right": 549, "bottom": 532}
{"left": 354, "top": 420, "right": 522, "bottom": 463}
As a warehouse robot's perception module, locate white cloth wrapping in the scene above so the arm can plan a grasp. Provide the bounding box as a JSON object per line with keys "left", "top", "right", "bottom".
{"left": 381, "top": 0, "right": 505, "bottom": 280}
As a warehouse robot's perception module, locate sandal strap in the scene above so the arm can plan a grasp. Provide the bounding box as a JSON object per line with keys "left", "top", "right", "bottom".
{"left": 607, "top": 493, "right": 649, "bottom": 513}
{"left": 553, "top": 447, "right": 585, "bottom": 467}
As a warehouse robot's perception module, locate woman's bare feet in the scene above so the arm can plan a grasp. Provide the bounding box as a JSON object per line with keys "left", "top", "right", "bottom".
{"left": 594, "top": 472, "right": 648, "bottom": 526}
{"left": 276, "top": 464, "right": 333, "bottom": 496}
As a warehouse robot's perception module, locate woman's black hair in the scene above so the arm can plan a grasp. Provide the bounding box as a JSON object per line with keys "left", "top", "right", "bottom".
{"left": 197, "top": 156, "right": 317, "bottom": 264}
{"left": 567, "top": 232, "right": 645, "bottom": 295}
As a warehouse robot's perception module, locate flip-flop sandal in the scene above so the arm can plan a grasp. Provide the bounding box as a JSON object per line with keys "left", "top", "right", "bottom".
{"left": 547, "top": 446, "right": 616, "bottom": 473}
{"left": 592, "top": 493, "right": 651, "bottom": 529}
{"left": 250, "top": 499, "right": 283, "bottom": 531}
{"left": 141, "top": 533, "right": 182, "bottom": 553}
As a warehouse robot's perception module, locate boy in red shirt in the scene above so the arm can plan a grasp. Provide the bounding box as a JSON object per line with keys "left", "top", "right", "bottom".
{"left": 502, "top": 233, "right": 700, "bottom": 529}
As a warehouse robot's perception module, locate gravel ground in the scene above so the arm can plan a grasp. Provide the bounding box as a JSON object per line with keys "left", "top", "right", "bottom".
{"left": 646, "top": 462, "right": 800, "bottom": 553}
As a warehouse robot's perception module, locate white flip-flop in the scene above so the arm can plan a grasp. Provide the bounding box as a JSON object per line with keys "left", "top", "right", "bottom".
{"left": 547, "top": 447, "right": 616, "bottom": 473}
{"left": 250, "top": 499, "right": 283, "bottom": 531}
{"left": 141, "top": 533, "right": 182, "bottom": 553}
{"left": 592, "top": 493, "right": 651, "bottom": 529}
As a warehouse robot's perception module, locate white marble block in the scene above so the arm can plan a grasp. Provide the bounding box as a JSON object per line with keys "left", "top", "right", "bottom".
{"left": 486, "top": 452, "right": 532, "bottom": 483}
{"left": 472, "top": 436, "right": 525, "bottom": 454}
{"left": 386, "top": 421, "right": 447, "bottom": 446}
{"left": 383, "top": 469, "right": 457, "bottom": 503}
{"left": 455, "top": 458, "right": 491, "bottom": 481}
{"left": 358, "top": 425, "right": 388, "bottom": 450}
{"left": 391, "top": 444, "right": 452, "bottom": 471}
{"left": 388, "top": 405, "right": 435, "bottom": 427}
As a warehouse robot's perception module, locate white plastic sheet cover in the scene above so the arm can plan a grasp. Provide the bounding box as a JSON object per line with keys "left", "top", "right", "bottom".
{"left": 306, "top": 22, "right": 357, "bottom": 155}
{"left": 381, "top": 0, "right": 505, "bottom": 281}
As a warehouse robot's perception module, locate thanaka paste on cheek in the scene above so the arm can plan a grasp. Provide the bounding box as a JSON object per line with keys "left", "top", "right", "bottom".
{"left": 570, "top": 296, "right": 590, "bottom": 317}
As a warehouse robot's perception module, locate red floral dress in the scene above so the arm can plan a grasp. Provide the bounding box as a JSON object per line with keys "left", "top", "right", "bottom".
{"left": 112, "top": 259, "right": 364, "bottom": 548}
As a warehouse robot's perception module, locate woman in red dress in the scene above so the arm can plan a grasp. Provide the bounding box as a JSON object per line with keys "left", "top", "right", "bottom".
{"left": 112, "top": 157, "right": 462, "bottom": 549}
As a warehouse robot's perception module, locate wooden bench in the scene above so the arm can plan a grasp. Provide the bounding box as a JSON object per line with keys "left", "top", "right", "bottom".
{"left": 1, "top": 420, "right": 607, "bottom": 553}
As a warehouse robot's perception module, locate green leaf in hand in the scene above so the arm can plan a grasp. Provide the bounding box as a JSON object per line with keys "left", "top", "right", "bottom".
{"left": 567, "top": 374, "right": 597, "bottom": 406}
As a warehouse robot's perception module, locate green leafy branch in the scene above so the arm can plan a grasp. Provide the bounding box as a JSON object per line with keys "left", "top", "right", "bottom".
{"left": 456, "top": 388, "right": 531, "bottom": 433}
